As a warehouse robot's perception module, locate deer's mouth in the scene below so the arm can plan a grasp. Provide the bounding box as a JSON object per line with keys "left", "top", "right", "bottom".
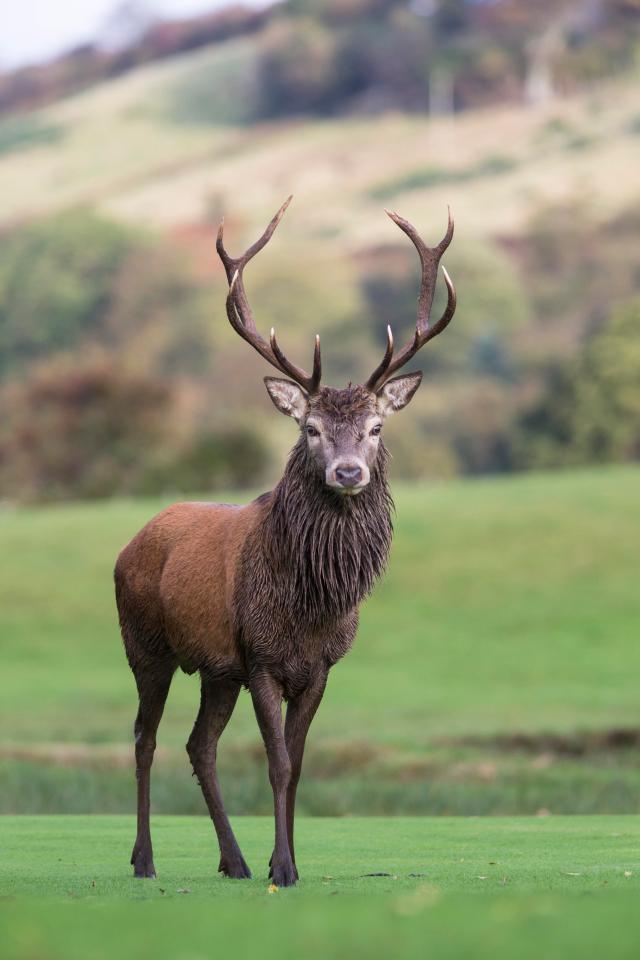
{"left": 326, "top": 478, "right": 369, "bottom": 497}
{"left": 335, "top": 484, "right": 366, "bottom": 496}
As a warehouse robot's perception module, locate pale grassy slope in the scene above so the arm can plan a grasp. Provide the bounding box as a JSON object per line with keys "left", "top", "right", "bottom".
{"left": 0, "top": 37, "right": 638, "bottom": 249}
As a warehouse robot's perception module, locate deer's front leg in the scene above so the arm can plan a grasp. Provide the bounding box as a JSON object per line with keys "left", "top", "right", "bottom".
{"left": 250, "top": 672, "right": 297, "bottom": 887}
{"left": 274, "top": 669, "right": 328, "bottom": 876}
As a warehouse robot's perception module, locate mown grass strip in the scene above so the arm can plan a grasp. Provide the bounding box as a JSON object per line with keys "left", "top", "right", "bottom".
{"left": 2, "top": 815, "right": 639, "bottom": 898}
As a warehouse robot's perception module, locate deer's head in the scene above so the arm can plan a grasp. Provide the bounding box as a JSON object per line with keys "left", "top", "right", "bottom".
{"left": 217, "top": 198, "right": 456, "bottom": 496}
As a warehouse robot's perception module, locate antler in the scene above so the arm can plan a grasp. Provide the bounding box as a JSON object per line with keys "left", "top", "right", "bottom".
{"left": 365, "top": 208, "right": 457, "bottom": 392}
{"left": 216, "top": 196, "right": 321, "bottom": 394}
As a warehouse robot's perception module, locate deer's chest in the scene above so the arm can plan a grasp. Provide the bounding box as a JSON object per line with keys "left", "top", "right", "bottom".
{"left": 239, "top": 603, "right": 359, "bottom": 698}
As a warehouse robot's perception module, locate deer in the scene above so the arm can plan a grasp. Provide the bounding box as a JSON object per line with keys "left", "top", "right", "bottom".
{"left": 114, "top": 197, "right": 456, "bottom": 887}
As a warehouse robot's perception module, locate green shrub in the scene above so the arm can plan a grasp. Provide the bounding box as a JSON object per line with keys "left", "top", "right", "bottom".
{"left": 0, "top": 211, "right": 136, "bottom": 377}
{"left": 142, "top": 427, "right": 272, "bottom": 494}
{"left": 0, "top": 355, "right": 174, "bottom": 502}
{"left": 513, "top": 298, "right": 640, "bottom": 469}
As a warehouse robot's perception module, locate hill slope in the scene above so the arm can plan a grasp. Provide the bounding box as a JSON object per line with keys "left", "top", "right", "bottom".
{"left": 0, "top": 39, "right": 638, "bottom": 249}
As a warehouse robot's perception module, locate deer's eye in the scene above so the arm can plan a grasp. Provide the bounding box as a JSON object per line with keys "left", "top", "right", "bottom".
{"left": 370, "top": 424, "right": 382, "bottom": 437}
{"left": 306, "top": 425, "right": 319, "bottom": 438}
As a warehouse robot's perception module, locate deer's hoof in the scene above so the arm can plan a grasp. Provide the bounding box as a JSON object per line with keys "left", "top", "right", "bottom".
{"left": 269, "top": 855, "right": 298, "bottom": 882}
{"left": 131, "top": 844, "right": 156, "bottom": 878}
{"left": 270, "top": 858, "right": 298, "bottom": 887}
{"left": 132, "top": 857, "right": 157, "bottom": 878}
{"left": 219, "top": 854, "right": 252, "bottom": 879}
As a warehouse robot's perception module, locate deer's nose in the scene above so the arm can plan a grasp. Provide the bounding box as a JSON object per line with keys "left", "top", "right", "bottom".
{"left": 335, "top": 465, "right": 363, "bottom": 488}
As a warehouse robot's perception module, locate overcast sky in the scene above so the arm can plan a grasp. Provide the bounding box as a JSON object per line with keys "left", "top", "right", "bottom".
{"left": 1, "top": 0, "right": 268, "bottom": 70}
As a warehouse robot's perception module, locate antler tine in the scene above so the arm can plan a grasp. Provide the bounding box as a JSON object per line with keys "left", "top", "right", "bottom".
{"left": 270, "top": 327, "right": 322, "bottom": 394}
{"left": 225, "top": 278, "right": 274, "bottom": 367}
{"left": 421, "top": 264, "right": 456, "bottom": 344}
{"left": 217, "top": 196, "right": 292, "bottom": 336}
{"left": 216, "top": 197, "right": 322, "bottom": 394}
{"left": 364, "top": 324, "right": 394, "bottom": 392}
{"left": 312, "top": 333, "right": 321, "bottom": 391}
{"left": 365, "top": 209, "right": 456, "bottom": 392}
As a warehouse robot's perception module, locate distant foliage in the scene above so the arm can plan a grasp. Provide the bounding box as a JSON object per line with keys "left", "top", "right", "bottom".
{"left": 514, "top": 298, "right": 640, "bottom": 469}
{"left": 0, "top": 356, "right": 174, "bottom": 501}
{"left": 0, "top": 354, "right": 275, "bottom": 502}
{"left": 248, "top": 0, "right": 640, "bottom": 120}
{"left": 0, "top": 198, "right": 638, "bottom": 500}
{"left": 0, "top": 212, "right": 274, "bottom": 501}
{"left": 255, "top": 19, "right": 340, "bottom": 117}
{"left": 0, "top": 6, "right": 268, "bottom": 116}
{"left": 2, "top": 0, "right": 637, "bottom": 121}
{"left": 0, "top": 211, "right": 135, "bottom": 376}
{"left": 143, "top": 428, "right": 272, "bottom": 495}
{"left": 0, "top": 211, "right": 217, "bottom": 381}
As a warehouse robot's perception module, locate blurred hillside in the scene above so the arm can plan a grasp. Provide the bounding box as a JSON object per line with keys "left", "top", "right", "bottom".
{"left": 2, "top": 0, "right": 638, "bottom": 117}
{"left": 0, "top": 0, "right": 639, "bottom": 501}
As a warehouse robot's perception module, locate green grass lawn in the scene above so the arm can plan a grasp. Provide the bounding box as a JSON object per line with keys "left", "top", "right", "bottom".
{"left": 2, "top": 815, "right": 640, "bottom": 959}
{"left": 2, "top": 464, "right": 639, "bottom": 744}
{"left": 1, "top": 465, "right": 639, "bottom": 814}
{"left": 2, "top": 469, "right": 640, "bottom": 954}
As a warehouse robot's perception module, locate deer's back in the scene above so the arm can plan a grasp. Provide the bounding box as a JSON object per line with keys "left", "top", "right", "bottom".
{"left": 115, "top": 498, "right": 267, "bottom": 676}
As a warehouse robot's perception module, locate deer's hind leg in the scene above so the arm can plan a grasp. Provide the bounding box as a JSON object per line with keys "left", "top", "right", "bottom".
{"left": 187, "top": 675, "right": 251, "bottom": 879}
{"left": 116, "top": 557, "right": 176, "bottom": 878}
{"left": 129, "top": 656, "right": 175, "bottom": 878}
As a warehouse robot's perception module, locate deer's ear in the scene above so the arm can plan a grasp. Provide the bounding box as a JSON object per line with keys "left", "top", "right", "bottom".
{"left": 377, "top": 372, "right": 422, "bottom": 417}
{"left": 264, "top": 377, "right": 308, "bottom": 422}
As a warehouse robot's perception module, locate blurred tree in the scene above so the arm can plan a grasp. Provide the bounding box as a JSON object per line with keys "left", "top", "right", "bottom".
{"left": 336, "top": 10, "right": 432, "bottom": 112}
{"left": 514, "top": 297, "right": 640, "bottom": 469}
{"left": 0, "top": 211, "right": 136, "bottom": 377}
{"left": 0, "top": 212, "right": 215, "bottom": 383}
{"left": 142, "top": 427, "right": 272, "bottom": 494}
{"left": 511, "top": 201, "right": 640, "bottom": 369}
{"left": 0, "top": 354, "right": 174, "bottom": 501}
{"left": 103, "top": 240, "right": 214, "bottom": 378}
{"left": 0, "top": 352, "right": 274, "bottom": 502}
{"left": 570, "top": 297, "right": 640, "bottom": 462}
{"left": 254, "top": 19, "right": 339, "bottom": 117}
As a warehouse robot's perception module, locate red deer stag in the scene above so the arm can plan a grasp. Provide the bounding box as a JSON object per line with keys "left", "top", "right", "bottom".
{"left": 115, "top": 197, "right": 456, "bottom": 886}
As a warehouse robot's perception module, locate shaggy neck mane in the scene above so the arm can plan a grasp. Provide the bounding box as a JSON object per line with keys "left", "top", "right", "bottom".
{"left": 260, "top": 437, "right": 393, "bottom": 622}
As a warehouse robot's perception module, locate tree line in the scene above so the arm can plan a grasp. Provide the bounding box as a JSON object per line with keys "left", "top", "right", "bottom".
{"left": 0, "top": 201, "right": 638, "bottom": 501}
{"left": 1, "top": 0, "right": 637, "bottom": 119}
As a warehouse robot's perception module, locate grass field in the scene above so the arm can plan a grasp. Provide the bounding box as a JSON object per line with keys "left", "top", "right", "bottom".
{"left": 1, "top": 464, "right": 639, "bottom": 814}
{"left": 2, "top": 815, "right": 640, "bottom": 959}
{"left": 2, "top": 466, "right": 639, "bottom": 955}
